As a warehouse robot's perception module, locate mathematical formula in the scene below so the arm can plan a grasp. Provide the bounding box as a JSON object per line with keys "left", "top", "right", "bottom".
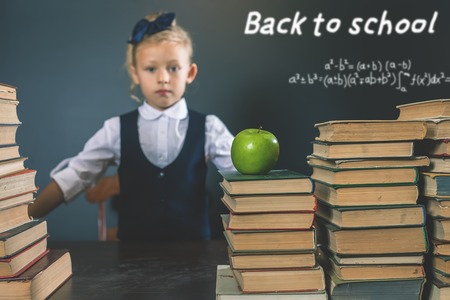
{"left": 288, "top": 58, "right": 450, "bottom": 92}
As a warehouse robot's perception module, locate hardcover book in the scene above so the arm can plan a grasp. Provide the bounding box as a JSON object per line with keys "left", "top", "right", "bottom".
{"left": 219, "top": 169, "right": 313, "bottom": 195}
{"left": 311, "top": 165, "right": 419, "bottom": 186}
{"left": 307, "top": 154, "right": 430, "bottom": 169}
{"left": 0, "top": 249, "right": 72, "bottom": 300}
{"left": 432, "top": 239, "right": 450, "bottom": 256}
{"left": 0, "top": 169, "right": 37, "bottom": 201}
{"left": 0, "top": 145, "right": 20, "bottom": 162}
{"left": 429, "top": 217, "right": 450, "bottom": 241}
{"left": 432, "top": 254, "right": 450, "bottom": 275}
{"left": 0, "top": 219, "right": 47, "bottom": 258}
{"left": 0, "top": 157, "right": 27, "bottom": 178}
{"left": 315, "top": 201, "right": 426, "bottom": 228}
{"left": 314, "top": 119, "right": 426, "bottom": 142}
{"left": 215, "top": 265, "right": 328, "bottom": 300}
{"left": 315, "top": 218, "right": 428, "bottom": 255}
{"left": 426, "top": 156, "right": 450, "bottom": 173}
{"left": 426, "top": 279, "right": 450, "bottom": 300}
{"left": 0, "top": 204, "right": 32, "bottom": 234}
{"left": 0, "top": 124, "right": 20, "bottom": 146}
{"left": 221, "top": 189, "right": 317, "bottom": 213}
{"left": 397, "top": 98, "right": 450, "bottom": 120}
{"left": 423, "top": 118, "right": 450, "bottom": 140}
{"left": 0, "top": 99, "right": 20, "bottom": 124}
{"left": 0, "top": 192, "right": 35, "bottom": 211}
{"left": 311, "top": 140, "right": 415, "bottom": 159}
{"left": 224, "top": 212, "right": 315, "bottom": 230}
{"left": 423, "top": 197, "right": 450, "bottom": 218}
{"left": 0, "top": 83, "right": 17, "bottom": 101}
{"left": 313, "top": 181, "right": 419, "bottom": 207}
{"left": 421, "top": 172, "right": 450, "bottom": 198}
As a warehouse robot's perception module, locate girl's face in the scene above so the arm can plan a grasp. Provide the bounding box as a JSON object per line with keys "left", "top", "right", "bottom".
{"left": 129, "top": 41, "right": 197, "bottom": 110}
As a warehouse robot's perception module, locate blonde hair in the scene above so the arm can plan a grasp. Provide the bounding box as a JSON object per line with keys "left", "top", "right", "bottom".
{"left": 125, "top": 12, "right": 194, "bottom": 103}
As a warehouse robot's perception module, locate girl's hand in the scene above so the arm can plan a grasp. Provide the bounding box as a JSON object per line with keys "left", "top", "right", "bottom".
{"left": 85, "top": 174, "right": 120, "bottom": 203}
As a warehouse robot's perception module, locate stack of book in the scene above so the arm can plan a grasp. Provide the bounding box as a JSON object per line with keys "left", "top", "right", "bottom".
{"left": 215, "top": 169, "right": 327, "bottom": 299}
{"left": 397, "top": 99, "right": 450, "bottom": 299}
{"left": 309, "top": 119, "right": 429, "bottom": 300}
{"left": 0, "top": 83, "right": 72, "bottom": 299}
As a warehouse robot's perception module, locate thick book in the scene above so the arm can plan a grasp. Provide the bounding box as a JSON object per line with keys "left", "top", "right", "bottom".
{"left": 307, "top": 154, "right": 430, "bottom": 169}
{"left": 215, "top": 265, "right": 328, "bottom": 300}
{"left": 423, "top": 197, "right": 450, "bottom": 218}
{"left": 0, "top": 204, "right": 32, "bottom": 233}
{"left": 0, "top": 144, "right": 20, "bottom": 162}
{"left": 317, "top": 246, "right": 425, "bottom": 281}
{"left": 0, "top": 169, "right": 37, "bottom": 201}
{"left": 222, "top": 215, "right": 316, "bottom": 252}
{"left": 427, "top": 279, "right": 450, "bottom": 300}
{"left": 221, "top": 189, "right": 317, "bottom": 213}
{"left": 315, "top": 218, "right": 428, "bottom": 255}
{"left": 426, "top": 156, "right": 450, "bottom": 173}
{"left": 224, "top": 212, "right": 315, "bottom": 230}
{"left": 312, "top": 140, "right": 414, "bottom": 159}
{"left": 315, "top": 201, "right": 426, "bottom": 228}
{"left": 0, "top": 249, "right": 72, "bottom": 300}
{"left": 0, "top": 83, "right": 17, "bottom": 101}
{"left": 432, "top": 268, "right": 450, "bottom": 285}
{"left": 0, "top": 191, "right": 35, "bottom": 211}
{"left": 311, "top": 165, "right": 419, "bottom": 186}
{"left": 429, "top": 217, "right": 450, "bottom": 241}
{"left": 423, "top": 118, "right": 450, "bottom": 140}
{"left": 314, "top": 119, "right": 426, "bottom": 142}
{"left": 219, "top": 169, "right": 313, "bottom": 195}
{"left": 227, "top": 247, "right": 316, "bottom": 270}
{"left": 325, "top": 252, "right": 424, "bottom": 265}
{"left": 0, "top": 237, "right": 48, "bottom": 278}
{"left": 0, "top": 99, "right": 20, "bottom": 124}
{"left": 432, "top": 239, "right": 450, "bottom": 256}
{"left": 422, "top": 172, "right": 450, "bottom": 198}
{"left": 432, "top": 254, "right": 450, "bottom": 275}
{"left": 326, "top": 269, "right": 426, "bottom": 300}
{"left": 313, "top": 181, "right": 419, "bottom": 207}
{"left": 0, "top": 124, "right": 20, "bottom": 146}
{"left": 0, "top": 219, "right": 47, "bottom": 258}
{"left": 397, "top": 99, "right": 450, "bottom": 120}
{"left": 0, "top": 157, "right": 27, "bottom": 178}
{"left": 231, "top": 265, "right": 325, "bottom": 293}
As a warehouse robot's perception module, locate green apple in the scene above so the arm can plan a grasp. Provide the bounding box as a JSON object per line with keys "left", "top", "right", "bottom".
{"left": 231, "top": 127, "right": 280, "bottom": 175}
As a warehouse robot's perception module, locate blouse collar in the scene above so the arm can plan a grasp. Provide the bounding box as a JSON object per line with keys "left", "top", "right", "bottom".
{"left": 138, "top": 98, "right": 188, "bottom": 120}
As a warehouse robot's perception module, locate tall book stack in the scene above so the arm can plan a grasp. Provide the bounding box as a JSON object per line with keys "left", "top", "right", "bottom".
{"left": 308, "top": 119, "right": 429, "bottom": 300}
{"left": 0, "top": 83, "right": 72, "bottom": 300}
{"left": 215, "top": 169, "right": 327, "bottom": 299}
{"left": 397, "top": 99, "right": 450, "bottom": 299}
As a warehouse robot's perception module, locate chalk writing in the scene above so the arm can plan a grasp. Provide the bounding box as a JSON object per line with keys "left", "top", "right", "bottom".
{"left": 288, "top": 58, "right": 449, "bottom": 92}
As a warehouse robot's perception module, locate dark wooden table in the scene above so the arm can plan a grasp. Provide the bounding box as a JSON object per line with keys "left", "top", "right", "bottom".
{"left": 48, "top": 239, "right": 228, "bottom": 300}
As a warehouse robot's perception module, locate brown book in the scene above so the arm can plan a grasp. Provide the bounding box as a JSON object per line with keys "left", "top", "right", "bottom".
{"left": 222, "top": 215, "right": 316, "bottom": 252}
{"left": 432, "top": 255, "right": 450, "bottom": 275}
{"left": 313, "top": 181, "right": 419, "bottom": 207}
{"left": 0, "top": 145, "right": 20, "bottom": 162}
{"left": 0, "top": 99, "right": 20, "bottom": 124}
{"left": 312, "top": 141, "right": 415, "bottom": 159}
{"left": 0, "top": 204, "right": 32, "bottom": 233}
{"left": 0, "top": 84, "right": 17, "bottom": 101}
{"left": 315, "top": 218, "right": 428, "bottom": 255}
{"left": 427, "top": 156, "right": 450, "bottom": 173}
{"left": 314, "top": 120, "right": 426, "bottom": 142}
{"left": 397, "top": 99, "right": 450, "bottom": 120}
{"left": 423, "top": 118, "right": 450, "bottom": 140}
{"left": 431, "top": 269, "right": 450, "bottom": 285}
{"left": 225, "top": 212, "right": 315, "bottom": 230}
{"left": 421, "top": 172, "right": 450, "bottom": 198}
{"left": 0, "top": 249, "right": 72, "bottom": 300}
{"left": 317, "top": 247, "right": 425, "bottom": 281}
{"left": 0, "top": 220, "right": 47, "bottom": 258}
{"left": 326, "top": 252, "right": 424, "bottom": 265}
{"left": 0, "top": 169, "right": 37, "bottom": 201}
{"left": 315, "top": 201, "right": 425, "bottom": 228}
{"left": 0, "top": 191, "right": 36, "bottom": 211}
{"left": 0, "top": 157, "right": 27, "bottom": 178}
{"left": 432, "top": 239, "right": 450, "bottom": 256}
{"left": 311, "top": 166, "right": 419, "bottom": 186}
{"left": 429, "top": 217, "right": 450, "bottom": 241}
{"left": 0, "top": 237, "right": 48, "bottom": 278}
{"left": 219, "top": 169, "right": 313, "bottom": 195}
{"left": 424, "top": 197, "right": 450, "bottom": 218}
{"left": 307, "top": 154, "right": 430, "bottom": 169}
{"left": 221, "top": 190, "right": 317, "bottom": 213}
{"left": 231, "top": 265, "right": 325, "bottom": 293}
{"left": 227, "top": 247, "right": 316, "bottom": 269}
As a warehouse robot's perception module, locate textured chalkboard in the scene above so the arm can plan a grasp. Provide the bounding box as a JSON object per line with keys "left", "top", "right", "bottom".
{"left": 0, "top": 0, "right": 449, "bottom": 240}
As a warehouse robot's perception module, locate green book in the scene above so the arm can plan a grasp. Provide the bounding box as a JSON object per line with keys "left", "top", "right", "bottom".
{"left": 218, "top": 169, "right": 314, "bottom": 195}
{"left": 422, "top": 172, "right": 450, "bottom": 197}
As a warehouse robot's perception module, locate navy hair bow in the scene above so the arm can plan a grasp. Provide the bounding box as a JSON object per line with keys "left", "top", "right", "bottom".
{"left": 128, "top": 12, "right": 176, "bottom": 44}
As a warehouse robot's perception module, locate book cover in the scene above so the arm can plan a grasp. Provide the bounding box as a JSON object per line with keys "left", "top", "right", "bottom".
{"left": 0, "top": 249, "right": 72, "bottom": 300}
{"left": 215, "top": 265, "right": 328, "bottom": 300}
{"left": 314, "top": 119, "right": 427, "bottom": 142}
{"left": 421, "top": 172, "right": 450, "bottom": 198}
{"left": 315, "top": 217, "right": 429, "bottom": 255}
{"left": 311, "top": 140, "right": 414, "bottom": 159}
{"left": 221, "top": 186, "right": 317, "bottom": 213}
{"left": 0, "top": 219, "right": 47, "bottom": 258}
{"left": 307, "top": 154, "right": 430, "bottom": 169}
{"left": 313, "top": 181, "right": 419, "bottom": 207}
{"left": 219, "top": 169, "right": 314, "bottom": 195}
{"left": 315, "top": 201, "right": 426, "bottom": 228}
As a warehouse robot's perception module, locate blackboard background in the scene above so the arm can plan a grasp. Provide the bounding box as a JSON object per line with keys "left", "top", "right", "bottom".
{"left": 0, "top": 0, "right": 449, "bottom": 240}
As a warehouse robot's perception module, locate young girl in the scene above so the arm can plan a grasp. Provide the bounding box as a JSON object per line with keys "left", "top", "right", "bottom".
{"left": 29, "top": 12, "right": 235, "bottom": 241}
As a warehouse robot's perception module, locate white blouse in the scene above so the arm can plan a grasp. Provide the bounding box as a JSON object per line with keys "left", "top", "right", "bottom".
{"left": 51, "top": 98, "right": 235, "bottom": 202}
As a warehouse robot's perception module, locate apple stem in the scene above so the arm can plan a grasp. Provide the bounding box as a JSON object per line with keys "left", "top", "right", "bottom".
{"left": 258, "top": 126, "right": 262, "bottom": 133}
